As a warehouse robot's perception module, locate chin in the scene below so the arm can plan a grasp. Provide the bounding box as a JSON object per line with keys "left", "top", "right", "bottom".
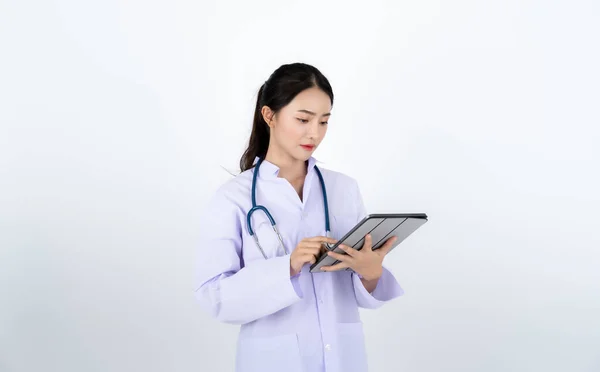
{"left": 294, "top": 152, "right": 313, "bottom": 162}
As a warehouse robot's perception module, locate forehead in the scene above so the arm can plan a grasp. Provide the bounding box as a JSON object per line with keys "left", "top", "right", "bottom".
{"left": 286, "top": 87, "right": 332, "bottom": 114}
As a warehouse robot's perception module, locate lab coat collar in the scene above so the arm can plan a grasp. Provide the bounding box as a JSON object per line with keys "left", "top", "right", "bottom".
{"left": 253, "top": 156, "right": 318, "bottom": 180}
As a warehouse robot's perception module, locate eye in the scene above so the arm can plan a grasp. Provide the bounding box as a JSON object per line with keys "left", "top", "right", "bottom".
{"left": 296, "top": 118, "right": 309, "bottom": 123}
{"left": 321, "top": 121, "right": 328, "bottom": 125}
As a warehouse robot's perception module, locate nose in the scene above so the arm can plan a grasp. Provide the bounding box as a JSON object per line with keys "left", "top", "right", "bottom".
{"left": 306, "top": 120, "right": 319, "bottom": 139}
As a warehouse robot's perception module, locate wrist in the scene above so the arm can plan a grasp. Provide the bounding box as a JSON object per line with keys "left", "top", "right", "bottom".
{"left": 359, "top": 274, "right": 381, "bottom": 294}
{"left": 290, "top": 264, "right": 300, "bottom": 277}
{"left": 360, "top": 275, "right": 380, "bottom": 282}
{"left": 360, "top": 267, "right": 383, "bottom": 282}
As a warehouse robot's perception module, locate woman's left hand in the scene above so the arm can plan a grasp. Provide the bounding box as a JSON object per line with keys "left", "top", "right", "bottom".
{"left": 320, "top": 234, "right": 397, "bottom": 281}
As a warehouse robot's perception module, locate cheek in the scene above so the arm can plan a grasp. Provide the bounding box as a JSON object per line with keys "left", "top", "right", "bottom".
{"left": 319, "top": 125, "right": 328, "bottom": 138}
{"left": 279, "top": 123, "right": 305, "bottom": 142}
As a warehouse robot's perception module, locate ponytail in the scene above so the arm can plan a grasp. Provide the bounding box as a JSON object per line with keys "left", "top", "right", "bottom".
{"left": 239, "top": 83, "right": 270, "bottom": 172}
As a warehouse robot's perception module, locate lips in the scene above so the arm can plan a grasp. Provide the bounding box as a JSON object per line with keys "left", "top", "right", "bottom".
{"left": 300, "top": 145, "right": 315, "bottom": 151}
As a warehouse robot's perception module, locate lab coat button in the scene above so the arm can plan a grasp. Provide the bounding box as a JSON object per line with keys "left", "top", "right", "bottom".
{"left": 325, "top": 344, "right": 331, "bottom": 351}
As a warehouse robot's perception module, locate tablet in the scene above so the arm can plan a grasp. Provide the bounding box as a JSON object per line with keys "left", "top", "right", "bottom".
{"left": 309, "top": 213, "right": 428, "bottom": 273}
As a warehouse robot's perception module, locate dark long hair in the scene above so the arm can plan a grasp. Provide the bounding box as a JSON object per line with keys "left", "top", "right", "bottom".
{"left": 239, "top": 62, "right": 334, "bottom": 172}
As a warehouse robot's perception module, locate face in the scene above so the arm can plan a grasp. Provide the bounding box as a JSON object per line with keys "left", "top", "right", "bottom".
{"left": 262, "top": 86, "right": 331, "bottom": 162}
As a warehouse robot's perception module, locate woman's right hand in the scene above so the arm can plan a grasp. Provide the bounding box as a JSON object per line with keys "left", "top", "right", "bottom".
{"left": 290, "top": 236, "right": 338, "bottom": 276}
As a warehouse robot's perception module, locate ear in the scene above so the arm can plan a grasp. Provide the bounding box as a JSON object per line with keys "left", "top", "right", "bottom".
{"left": 261, "top": 105, "right": 275, "bottom": 128}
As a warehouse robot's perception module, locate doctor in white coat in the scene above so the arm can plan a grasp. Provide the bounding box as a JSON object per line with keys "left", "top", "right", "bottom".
{"left": 194, "top": 62, "right": 404, "bottom": 372}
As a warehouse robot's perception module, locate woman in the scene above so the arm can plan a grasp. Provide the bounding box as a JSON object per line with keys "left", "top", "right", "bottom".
{"left": 194, "top": 62, "right": 404, "bottom": 372}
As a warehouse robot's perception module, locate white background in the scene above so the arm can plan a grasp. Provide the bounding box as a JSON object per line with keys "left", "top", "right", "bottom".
{"left": 1, "top": 0, "right": 599, "bottom": 371}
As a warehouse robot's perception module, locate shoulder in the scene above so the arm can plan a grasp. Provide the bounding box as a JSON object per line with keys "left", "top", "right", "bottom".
{"left": 203, "top": 168, "right": 254, "bottom": 215}
{"left": 216, "top": 168, "right": 254, "bottom": 197}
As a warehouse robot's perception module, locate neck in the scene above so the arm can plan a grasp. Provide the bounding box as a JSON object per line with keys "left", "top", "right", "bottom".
{"left": 264, "top": 147, "right": 307, "bottom": 182}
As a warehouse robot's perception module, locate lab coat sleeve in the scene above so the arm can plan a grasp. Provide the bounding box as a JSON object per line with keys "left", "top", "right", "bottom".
{"left": 352, "top": 267, "right": 404, "bottom": 309}
{"left": 349, "top": 178, "right": 404, "bottom": 309}
{"left": 193, "top": 187, "right": 302, "bottom": 325}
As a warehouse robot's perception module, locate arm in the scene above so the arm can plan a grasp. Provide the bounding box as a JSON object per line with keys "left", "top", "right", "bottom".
{"left": 193, "top": 189, "right": 302, "bottom": 325}
{"left": 349, "top": 178, "right": 405, "bottom": 308}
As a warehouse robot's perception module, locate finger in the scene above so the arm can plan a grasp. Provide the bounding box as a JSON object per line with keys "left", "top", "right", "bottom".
{"left": 298, "top": 241, "right": 326, "bottom": 250}
{"left": 361, "top": 234, "right": 373, "bottom": 252}
{"left": 327, "top": 250, "right": 354, "bottom": 263}
{"left": 299, "top": 253, "right": 318, "bottom": 265}
{"left": 320, "top": 261, "right": 350, "bottom": 272}
{"left": 296, "top": 251, "right": 321, "bottom": 263}
{"left": 300, "top": 242, "right": 326, "bottom": 250}
{"left": 336, "top": 244, "right": 359, "bottom": 258}
{"left": 306, "top": 236, "right": 338, "bottom": 245}
{"left": 377, "top": 236, "right": 398, "bottom": 256}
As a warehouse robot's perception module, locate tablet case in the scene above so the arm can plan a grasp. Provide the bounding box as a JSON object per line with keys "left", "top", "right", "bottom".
{"left": 309, "top": 213, "right": 428, "bottom": 273}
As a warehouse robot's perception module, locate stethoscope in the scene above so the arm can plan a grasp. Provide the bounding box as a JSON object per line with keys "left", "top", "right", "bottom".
{"left": 246, "top": 157, "right": 330, "bottom": 259}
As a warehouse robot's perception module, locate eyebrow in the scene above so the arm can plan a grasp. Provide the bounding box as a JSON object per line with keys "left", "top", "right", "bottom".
{"left": 297, "top": 109, "right": 331, "bottom": 117}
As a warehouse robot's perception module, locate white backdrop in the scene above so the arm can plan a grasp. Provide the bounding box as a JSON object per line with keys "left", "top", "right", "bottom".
{"left": 1, "top": 1, "right": 599, "bottom": 371}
